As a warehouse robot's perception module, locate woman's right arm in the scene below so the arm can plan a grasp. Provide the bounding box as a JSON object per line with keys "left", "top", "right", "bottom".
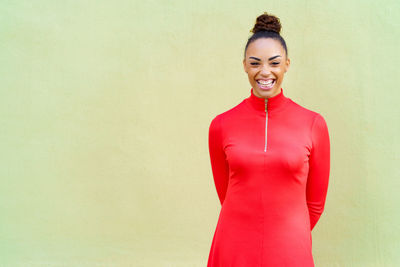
{"left": 208, "top": 115, "right": 230, "bottom": 205}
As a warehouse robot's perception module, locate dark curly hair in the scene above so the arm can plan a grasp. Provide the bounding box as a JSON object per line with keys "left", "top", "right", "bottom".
{"left": 244, "top": 12, "right": 288, "bottom": 58}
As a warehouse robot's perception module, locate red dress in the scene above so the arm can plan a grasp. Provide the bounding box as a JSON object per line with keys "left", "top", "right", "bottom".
{"left": 207, "top": 88, "right": 330, "bottom": 267}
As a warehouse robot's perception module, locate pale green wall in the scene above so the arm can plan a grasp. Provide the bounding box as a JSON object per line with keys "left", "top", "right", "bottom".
{"left": 1, "top": 0, "right": 399, "bottom": 266}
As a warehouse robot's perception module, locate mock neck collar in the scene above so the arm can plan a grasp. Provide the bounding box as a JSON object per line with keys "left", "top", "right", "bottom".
{"left": 245, "top": 87, "right": 289, "bottom": 112}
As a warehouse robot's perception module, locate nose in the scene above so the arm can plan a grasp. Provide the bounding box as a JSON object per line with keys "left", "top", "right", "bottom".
{"left": 260, "top": 64, "right": 271, "bottom": 75}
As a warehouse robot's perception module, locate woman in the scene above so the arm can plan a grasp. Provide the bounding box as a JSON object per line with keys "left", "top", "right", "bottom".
{"left": 207, "top": 12, "right": 330, "bottom": 267}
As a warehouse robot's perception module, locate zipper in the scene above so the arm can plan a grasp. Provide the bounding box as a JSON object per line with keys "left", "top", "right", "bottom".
{"left": 264, "top": 98, "right": 268, "bottom": 152}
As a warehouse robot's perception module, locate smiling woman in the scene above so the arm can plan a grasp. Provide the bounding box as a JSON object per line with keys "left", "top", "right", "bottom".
{"left": 207, "top": 12, "right": 331, "bottom": 267}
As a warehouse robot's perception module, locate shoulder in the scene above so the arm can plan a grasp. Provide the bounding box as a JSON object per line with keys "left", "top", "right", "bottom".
{"left": 209, "top": 99, "right": 246, "bottom": 126}
{"left": 209, "top": 102, "right": 243, "bottom": 141}
{"left": 287, "top": 98, "right": 328, "bottom": 125}
{"left": 287, "top": 98, "right": 318, "bottom": 117}
{"left": 286, "top": 99, "right": 329, "bottom": 145}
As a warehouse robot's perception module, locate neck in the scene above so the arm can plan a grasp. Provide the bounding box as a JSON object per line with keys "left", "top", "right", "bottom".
{"left": 246, "top": 87, "right": 289, "bottom": 112}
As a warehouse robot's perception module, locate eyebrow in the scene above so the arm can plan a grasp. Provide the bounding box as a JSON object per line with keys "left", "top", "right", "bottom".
{"left": 249, "top": 55, "right": 282, "bottom": 61}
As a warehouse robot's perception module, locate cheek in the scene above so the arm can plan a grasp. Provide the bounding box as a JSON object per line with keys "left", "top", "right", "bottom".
{"left": 248, "top": 75, "right": 256, "bottom": 83}
{"left": 247, "top": 70, "right": 256, "bottom": 79}
{"left": 275, "top": 68, "right": 286, "bottom": 79}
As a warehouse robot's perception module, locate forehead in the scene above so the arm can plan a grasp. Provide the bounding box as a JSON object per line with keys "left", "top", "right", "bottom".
{"left": 246, "top": 38, "right": 285, "bottom": 59}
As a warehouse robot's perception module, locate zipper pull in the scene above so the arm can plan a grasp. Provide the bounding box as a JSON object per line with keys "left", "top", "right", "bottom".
{"left": 265, "top": 98, "right": 268, "bottom": 112}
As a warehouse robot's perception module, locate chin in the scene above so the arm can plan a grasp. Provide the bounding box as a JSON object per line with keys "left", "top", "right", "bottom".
{"left": 254, "top": 87, "right": 280, "bottom": 98}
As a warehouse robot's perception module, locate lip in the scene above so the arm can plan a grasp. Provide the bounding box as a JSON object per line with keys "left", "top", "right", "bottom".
{"left": 256, "top": 78, "right": 275, "bottom": 91}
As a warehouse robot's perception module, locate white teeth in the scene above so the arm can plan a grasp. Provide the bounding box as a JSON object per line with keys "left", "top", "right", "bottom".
{"left": 258, "top": 80, "right": 274, "bottom": 86}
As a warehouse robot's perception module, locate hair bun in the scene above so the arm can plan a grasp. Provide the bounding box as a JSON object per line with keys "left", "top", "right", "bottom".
{"left": 251, "top": 12, "right": 282, "bottom": 34}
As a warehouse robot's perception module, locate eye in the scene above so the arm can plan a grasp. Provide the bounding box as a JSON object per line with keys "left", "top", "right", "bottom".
{"left": 271, "top": 62, "right": 280, "bottom": 65}
{"left": 250, "top": 62, "right": 259, "bottom": 65}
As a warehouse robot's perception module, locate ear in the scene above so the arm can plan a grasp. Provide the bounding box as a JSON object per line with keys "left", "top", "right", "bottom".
{"left": 285, "top": 58, "right": 291, "bottom": 73}
{"left": 242, "top": 58, "right": 247, "bottom": 73}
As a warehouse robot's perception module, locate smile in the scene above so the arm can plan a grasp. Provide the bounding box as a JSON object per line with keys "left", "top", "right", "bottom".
{"left": 257, "top": 79, "right": 275, "bottom": 90}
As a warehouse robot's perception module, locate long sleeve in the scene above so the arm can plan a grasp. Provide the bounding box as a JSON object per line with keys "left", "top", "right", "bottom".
{"left": 208, "top": 115, "right": 230, "bottom": 205}
{"left": 306, "top": 113, "right": 331, "bottom": 231}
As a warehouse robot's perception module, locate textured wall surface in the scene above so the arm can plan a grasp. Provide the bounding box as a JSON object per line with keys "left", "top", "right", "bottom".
{"left": 1, "top": 0, "right": 399, "bottom": 266}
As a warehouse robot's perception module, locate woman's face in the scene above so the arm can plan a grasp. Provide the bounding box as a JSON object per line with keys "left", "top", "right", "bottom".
{"left": 243, "top": 38, "right": 290, "bottom": 99}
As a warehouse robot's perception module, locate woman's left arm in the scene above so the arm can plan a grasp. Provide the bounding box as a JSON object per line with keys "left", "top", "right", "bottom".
{"left": 306, "top": 113, "right": 331, "bottom": 231}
